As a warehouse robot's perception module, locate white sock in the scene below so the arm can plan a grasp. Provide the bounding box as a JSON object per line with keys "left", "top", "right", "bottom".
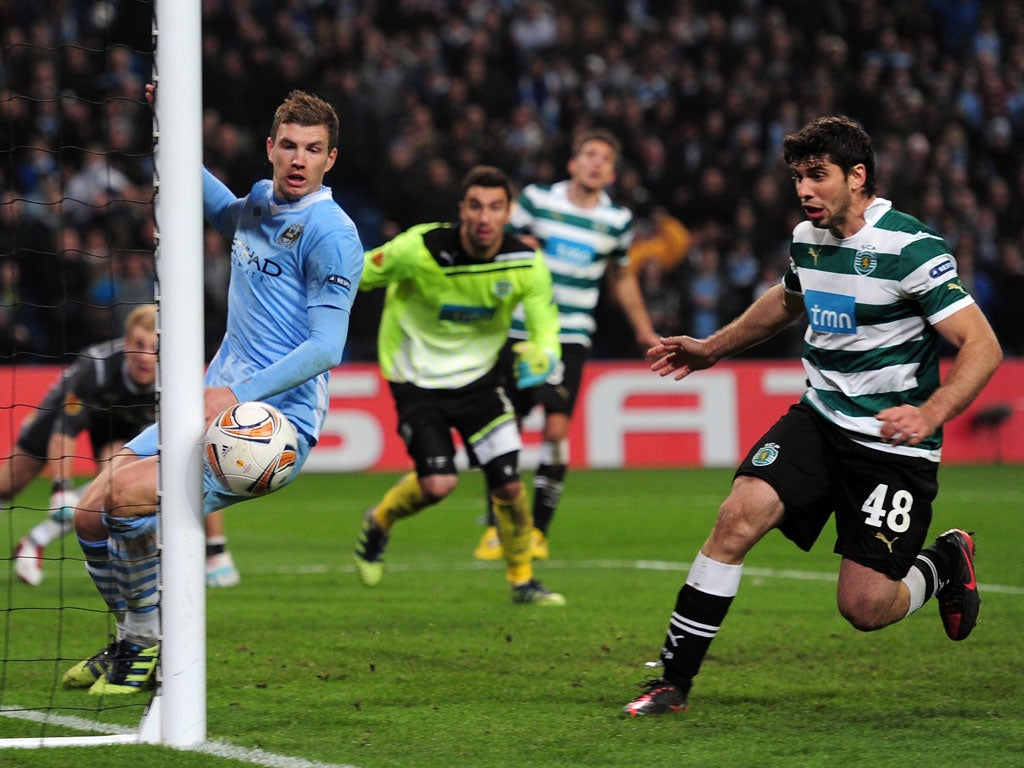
{"left": 902, "top": 566, "right": 929, "bottom": 616}
{"left": 686, "top": 551, "right": 743, "bottom": 597}
{"left": 29, "top": 517, "right": 73, "bottom": 548}
{"left": 125, "top": 612, "right": 161, "bottom": 647}
{"left": 903, "top": 550, "right": 944, "bottom": 617}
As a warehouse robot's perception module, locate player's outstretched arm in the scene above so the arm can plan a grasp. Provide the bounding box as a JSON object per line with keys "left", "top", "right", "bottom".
{"left": 649, "top": 284, "right": 803, "bottom": 381}
{"left": 647, "top": 336, "right": 715, "bottom": 380}
{"left": 228, "top": 305, "right": 348, "bottom": 408}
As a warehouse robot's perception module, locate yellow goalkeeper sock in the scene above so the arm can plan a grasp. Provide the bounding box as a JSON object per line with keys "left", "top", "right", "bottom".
{"left": 491, "top": 489, "right": 533, "bottom": 585}
{"left": 373, "top": 472, "right": 429, "bottom": 530}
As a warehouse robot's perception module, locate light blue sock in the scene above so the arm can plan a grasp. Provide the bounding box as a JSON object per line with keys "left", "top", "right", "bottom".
{"left": 79, "top": 536, "right": 126, "bottom": 634}
{"left": 104, "top": 514, "right": 160, "bottom": 646}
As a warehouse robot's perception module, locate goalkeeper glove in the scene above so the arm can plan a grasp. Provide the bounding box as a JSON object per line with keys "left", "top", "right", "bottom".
{"left": 512, "top": 341, "right": 557, "bottom": 389}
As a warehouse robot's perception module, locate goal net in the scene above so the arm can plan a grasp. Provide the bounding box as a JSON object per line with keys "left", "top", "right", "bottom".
{"left": 1, "top": 0, "right": 206, "bottom": 748}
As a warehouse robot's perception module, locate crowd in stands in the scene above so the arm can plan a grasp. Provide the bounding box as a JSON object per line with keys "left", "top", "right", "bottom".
{"left": 0, "top": 0, "right": 155, "bottom": 360}
{"left": 2, "top": 0, "right": 1023, "bottom": 362}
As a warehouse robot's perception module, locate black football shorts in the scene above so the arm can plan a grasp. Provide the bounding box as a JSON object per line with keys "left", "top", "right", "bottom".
{"left": 736, "top": 402, "right": 939, "bottom": 579}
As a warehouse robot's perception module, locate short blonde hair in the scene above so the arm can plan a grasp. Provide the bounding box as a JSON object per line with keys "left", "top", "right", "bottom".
{"left": 124, "top": 304, "right": 156, "bottom": 335}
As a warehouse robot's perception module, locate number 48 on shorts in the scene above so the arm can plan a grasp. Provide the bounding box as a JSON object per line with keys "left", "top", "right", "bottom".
{"left": 861, "top": 483, "right": 913, "bottom": 533}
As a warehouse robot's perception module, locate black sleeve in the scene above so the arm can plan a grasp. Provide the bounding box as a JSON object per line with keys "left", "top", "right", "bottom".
{"left": 51, "top": 359, "right": 96, "bottom": 438}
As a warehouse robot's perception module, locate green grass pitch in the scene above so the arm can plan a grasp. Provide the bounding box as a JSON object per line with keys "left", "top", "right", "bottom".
{"left": 2, "top": 465, "right": 1022, "bottom": 767}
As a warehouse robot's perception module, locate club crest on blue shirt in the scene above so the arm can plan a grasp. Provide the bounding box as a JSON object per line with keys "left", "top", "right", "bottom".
{"left": 853, "top": 246, "right": 877, "bottom": 276}
{"left": 276, "top": 224, "right": 304, "bottom": 248}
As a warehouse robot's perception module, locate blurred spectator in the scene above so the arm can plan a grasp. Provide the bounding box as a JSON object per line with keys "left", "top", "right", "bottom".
{"left": 2, "top": 0, "right": 1024, "bottom": 362}
{"left": 637, "top": 258, "right": 683, "bottom": 338}
{"left": 627, "top": 205, "right": 692, "bottom": 275}
{"left": 722, "top": 236, "right": 759, "bottom": 323}
{"left": 203, "top": 226, "right": 230, "bottom": 364}
{"left": 0, "top": 259, "right": 48, "bottom": 360}
{"left": 109, "top": 250, "right": 156, "bottom": 331}
{"left": 0, "top": 192, "right": 62, "bottom": 340}
{"left": 688, "top": 244, "right": 723, "bottom": 340}
{"left": 14, "top": 137, "right": 60, "bottom": 198}
{"left": 679, "top": 166, "right": 735, "bottom": 233}
{"left": 989, "top": 239, "right": 1024, "bottom": 355}
{"left": 52, "top": 226, "right": 96, "bottom": 357}
{"left": 984, "top": 176, "right": 1024, "bottom": 238}
{"left": 63, "top": 143, "right": 130, "bottom": 227}
{"left": 408, "top": 156, "right": 461, "bottom": 225}
{"left": 955, "top": 234, "right": 997, "bottom": 321}
{"left": 510, "top": 1, "right": 558, "bottom": 59}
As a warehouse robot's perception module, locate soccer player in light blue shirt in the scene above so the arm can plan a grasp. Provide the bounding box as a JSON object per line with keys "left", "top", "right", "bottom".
{"left": 65, "top": 90, "right": 364, "bottom": 695}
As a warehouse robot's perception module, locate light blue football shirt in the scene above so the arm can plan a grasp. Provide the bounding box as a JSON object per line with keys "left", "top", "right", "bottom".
{"left": 202, "top": 168, "right": 364, "bottom": 443}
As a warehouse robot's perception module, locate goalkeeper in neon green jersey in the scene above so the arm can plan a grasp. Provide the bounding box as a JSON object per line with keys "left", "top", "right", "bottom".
{"left": 354, "top": 165, "right": 565, "bottom": 605}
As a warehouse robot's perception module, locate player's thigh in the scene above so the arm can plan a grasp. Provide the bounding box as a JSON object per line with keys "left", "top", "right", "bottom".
{"left": 833, "top": 445, "right": 937, "bottom": 579}
{"left": 15, "top": 407, "right": 56, "bottom": 460}
{"left": 202, "top": 433, "right": 312, "bottom": 514}
{"left": 95, "top": 440, "right": 128, "bottom": 465}
{"left": 388, "top": 383, "right": 459, "bottom": 476}
{"left": 0, "top": 453, "right": 46, "bottom": 497}
{"left": 451, "top": 383, "right": 520, "bottom": 469}
{"left": 18, "top": 380, "right": 66, "bottom": 461}
{"left": 107, "top": 453, "right": 159, "bottom": 516}
{"left": 734, "top": 403, "right": 835, "bottom": 552}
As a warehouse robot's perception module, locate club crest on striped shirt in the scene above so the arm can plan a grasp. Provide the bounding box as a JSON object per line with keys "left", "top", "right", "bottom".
{"left": 752, "top": 442, "right": 780, "bottom": 466}
{"left": 853, "top": 246, "right": 877, "bottom": 276}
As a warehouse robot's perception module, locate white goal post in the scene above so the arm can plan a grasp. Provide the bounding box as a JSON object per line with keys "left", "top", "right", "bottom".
{"left": 151, "top": 0, "right": 207, "bottom": 748}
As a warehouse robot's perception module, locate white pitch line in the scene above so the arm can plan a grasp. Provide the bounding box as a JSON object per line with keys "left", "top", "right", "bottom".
{"left": 187, "top": 740, "right": 358, "bottom": 768}
{"left": 0, "top": 706, "right": 357, "bottom": 767}
{"left": 248, "top": 558, "right": 1024, "bottom": 595}
{"left": 31, "top": 556, "right": 1024, "bottom": 594}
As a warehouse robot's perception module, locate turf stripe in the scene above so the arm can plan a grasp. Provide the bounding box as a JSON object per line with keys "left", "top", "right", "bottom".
{"left": 252, "top": 559, "right": 1024, "bottom": 594}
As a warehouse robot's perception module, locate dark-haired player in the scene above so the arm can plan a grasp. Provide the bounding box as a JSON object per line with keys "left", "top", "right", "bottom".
{"left": 354, "top": 165, "right": 564, "bottom": 605}
{"left": 625, "top": 115, "right": 1001, "bottom": 716}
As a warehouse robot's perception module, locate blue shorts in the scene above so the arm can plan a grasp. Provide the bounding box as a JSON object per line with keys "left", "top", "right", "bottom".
{"left": 126, "top": 422, "right": 313, "bottom": 515}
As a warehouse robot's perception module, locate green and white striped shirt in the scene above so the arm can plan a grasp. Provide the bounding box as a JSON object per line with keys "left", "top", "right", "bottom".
{"left": 784, "top": 198, "right": 973, "bottom": 461}
{"left": 508, "top": 180, "right": 634, "bottom": 347}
